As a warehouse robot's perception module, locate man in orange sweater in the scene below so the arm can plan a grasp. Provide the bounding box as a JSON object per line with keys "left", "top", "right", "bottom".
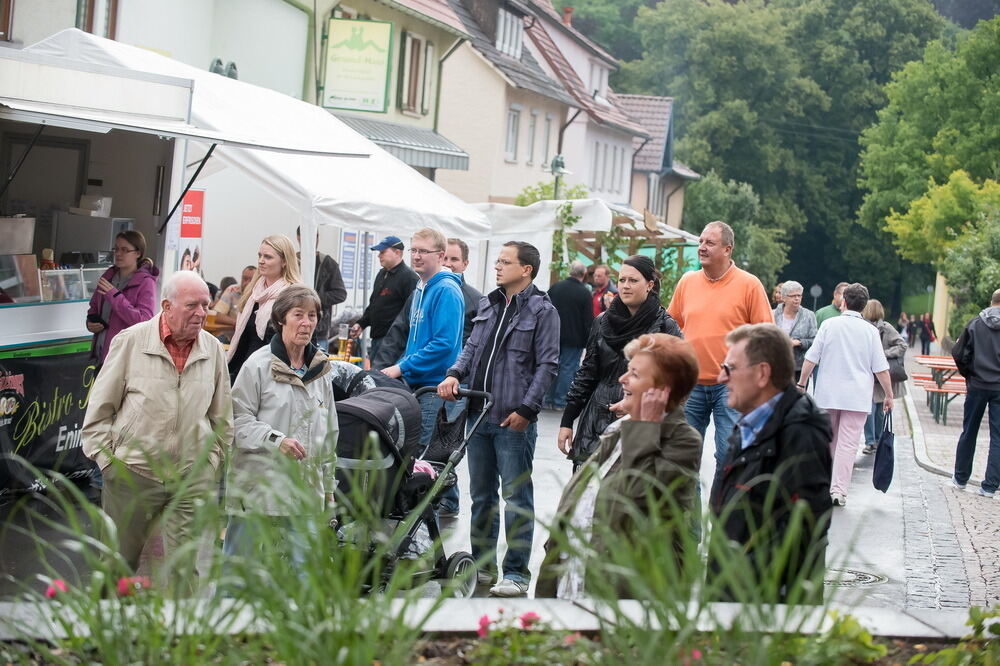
{"left": 668, "top": 221, "right": 774, "bottom": 467}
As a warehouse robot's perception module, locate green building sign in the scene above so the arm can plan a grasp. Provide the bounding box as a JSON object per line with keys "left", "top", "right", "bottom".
{"left": 323, "top": 18, "right": 393, "bottom": 113}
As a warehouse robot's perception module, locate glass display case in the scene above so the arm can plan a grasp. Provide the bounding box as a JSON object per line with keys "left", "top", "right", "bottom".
{"left": 0, "top": 254, "right": 41, "bottom": 304}
{"left": 0, "top": 255, "right": 109, "bottom": 306}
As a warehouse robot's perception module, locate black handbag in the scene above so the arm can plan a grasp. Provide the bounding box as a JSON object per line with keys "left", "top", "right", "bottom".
{"left": 872, "top": 411, "right": 895, "bottom": 493}
{"left": 888, "top": 356, "right": 908, "bottom": 383}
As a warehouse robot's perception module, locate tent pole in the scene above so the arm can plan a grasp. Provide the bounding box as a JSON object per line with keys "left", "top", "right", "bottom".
{"left": 157, "top": 143, "right": 216, "bottom": 235}
{"left": 0, "top": 124, "right": 44, "bottom": 210}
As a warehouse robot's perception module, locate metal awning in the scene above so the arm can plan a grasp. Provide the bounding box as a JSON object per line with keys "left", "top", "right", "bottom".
{"left": 332, "top": 113, "right": 469, "bottom": 170}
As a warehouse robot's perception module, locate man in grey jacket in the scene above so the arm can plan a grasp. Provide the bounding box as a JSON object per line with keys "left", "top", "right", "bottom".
{"left": 437, "top": 241, "right": 559, "bottom": 597}
{"left": 951, "top": 288, "right": 1000, "bottom": 498}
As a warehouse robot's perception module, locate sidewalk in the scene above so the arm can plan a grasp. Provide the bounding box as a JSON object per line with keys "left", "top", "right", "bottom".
{"left": 901, "top": 348, "right": 999, "bottom": 609}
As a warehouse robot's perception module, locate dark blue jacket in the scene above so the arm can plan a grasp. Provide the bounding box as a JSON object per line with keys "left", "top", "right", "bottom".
{"left": 398, "top": 270, "right": 463, "bottom": 388}
{"left": 448, "top": 283, "right": 559, "bottom": 424}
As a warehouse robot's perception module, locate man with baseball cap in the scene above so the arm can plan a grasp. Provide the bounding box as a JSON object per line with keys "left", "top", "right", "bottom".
{"left": 351, "top": 235, "right": 418, "bottom": 360}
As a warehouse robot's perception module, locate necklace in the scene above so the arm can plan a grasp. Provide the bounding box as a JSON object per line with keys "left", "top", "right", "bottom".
{"left": 704, "top": 261, "right": 734, "bottom": 283}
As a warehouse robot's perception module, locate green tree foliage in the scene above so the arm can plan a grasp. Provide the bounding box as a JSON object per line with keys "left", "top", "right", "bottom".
{"left": 565, "top": 0, "right": 655, "bottom": 63}
{"left": 615, "top": 0, "right": 942, "bottom": 306}
{"left": 940, "top": 206, "right": 1000, "bottom": 337}
{"left": 885, "top": 171, "right": 1000, "bottom": 264}
{"left": 682, "top": 171, "right": 789, "bottom": 287}
{"left": 513, "top": 180, "right": 588, "bottom": 206}
{"left": 858, "top": 18, "right": 1000, "bottom": 233}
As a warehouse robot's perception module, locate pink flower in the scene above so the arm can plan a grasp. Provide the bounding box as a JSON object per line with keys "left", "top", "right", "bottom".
{"left": 519, "top": 611, "right": 541, "bottom": 629}
{"left": 45, "top": 579, "right": 68, "bottom": 598}
{"left": 563, "top": 632, "right": 582, "bottom": 646}
{"left": 116, "top": 576, "right": 151, "bottom": 597}
{"left": 477, "top": 614, "right": 491, "bottom": 638}
{"left": 691, "top": 648, "right": 703, "bottom": 660}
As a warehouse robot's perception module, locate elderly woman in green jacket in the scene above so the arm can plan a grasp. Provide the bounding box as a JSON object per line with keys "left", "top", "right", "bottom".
{"left": 537, "top": 333, "right": 703, "bottom": 599}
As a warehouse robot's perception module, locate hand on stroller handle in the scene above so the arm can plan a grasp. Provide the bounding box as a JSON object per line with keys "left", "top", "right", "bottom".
{"left": 418, "top": 384, "right": 492, "bottom": 404}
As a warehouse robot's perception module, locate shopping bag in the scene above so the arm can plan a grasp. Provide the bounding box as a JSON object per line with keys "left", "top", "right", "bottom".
{"left": 872, "top": 411, "right": 895, "bottom": 493}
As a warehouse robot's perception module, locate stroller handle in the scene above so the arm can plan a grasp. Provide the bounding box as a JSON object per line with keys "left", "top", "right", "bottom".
{"left": 414, "top": 385, "right": 492, "bottom": 402}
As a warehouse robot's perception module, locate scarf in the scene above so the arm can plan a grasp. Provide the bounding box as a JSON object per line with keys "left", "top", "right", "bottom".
{"left": 601, "top": 291, "right": 663, "bottom": 352}
{"left": 227, "top": 277, "right": 288, "bottom": 361}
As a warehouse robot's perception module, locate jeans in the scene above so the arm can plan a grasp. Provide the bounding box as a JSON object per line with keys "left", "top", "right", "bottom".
{"left": 921, "top": 337, "right": 931, "bottom": 355}
{"left": 467, "top": 418, "right": 537, "bottom": 584}
{"left": 864, "top": 402, "right": 887, "bottom": 447}
{"left": 683, "top": 383, "right": 741, "bottom": 467}
{"left": 954, "top": 386, "right": 1000, "bottom": 493}
{"left": 438, "top": 386, "right": 469, "bottom": 515}
{"left": 416, "top": 391, "right": 443, "bottom": 448}
{"left": 545, "top": 346, "right": 582, "bottom": 409}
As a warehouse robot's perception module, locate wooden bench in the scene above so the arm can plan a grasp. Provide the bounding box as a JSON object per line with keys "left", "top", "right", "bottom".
{"left": 917, "top": 381, "right": 966, "bottom": 425}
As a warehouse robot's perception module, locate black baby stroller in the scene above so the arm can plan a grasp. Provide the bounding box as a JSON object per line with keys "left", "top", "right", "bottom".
{"left": 333, "top": 384, "right": 491, "bottom": 597}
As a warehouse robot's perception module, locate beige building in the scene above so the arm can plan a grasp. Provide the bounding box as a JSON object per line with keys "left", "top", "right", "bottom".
{"left": 614, "top": 94, "right": 700, "bottom": 229}
{"left": 436, "top": 0, "right": 574, "bottom": 203}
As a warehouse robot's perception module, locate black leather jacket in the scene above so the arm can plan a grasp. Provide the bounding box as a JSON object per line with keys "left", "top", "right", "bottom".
{"left": 560, "top": 307, "right": 681, "bottom": 464}
{"left": 709, "top": 385, "right": 833, "bottom": 603}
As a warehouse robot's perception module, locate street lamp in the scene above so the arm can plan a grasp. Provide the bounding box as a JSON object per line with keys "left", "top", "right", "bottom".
{"left": 547, "top": 154, "right": 571, "bottom": 200}
{"left": 809, "top": 283, "right": 823, "bottom": 312}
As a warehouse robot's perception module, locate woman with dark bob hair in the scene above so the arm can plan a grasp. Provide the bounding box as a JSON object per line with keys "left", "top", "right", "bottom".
{"left": 224, "top": 284, "right": 338, "bottom": 567}
{"left": 538, "top": 333, "right": 702, "bottom": 599}
{"left": 557, "top": 255, "right": 682, "bottom": 469}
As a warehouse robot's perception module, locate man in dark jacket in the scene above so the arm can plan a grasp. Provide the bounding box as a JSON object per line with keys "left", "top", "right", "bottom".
{"left": 951, "top": 288, "right": 1000, "bottom": 498}
{"left": 710, "top": 323, "right": 833, "bottom": 604}
{"left": 437, "top": 241, "right": 559, "bottom": 597}
{"left": 350, "top": 235, "right": 418, "bottom": 360}
{"left": 297, "top": 227, "right": 347, "bottom": 351}
{"left": 545, "top": 260, "right": 593, "bottom": 410}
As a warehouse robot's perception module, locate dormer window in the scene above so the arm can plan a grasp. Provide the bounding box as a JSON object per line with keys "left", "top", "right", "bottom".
{"left": 588, "top": 61, "right": 609, "bottom": 102}
{"left": 496, "top": 8, "right": 523, "bottom": 59}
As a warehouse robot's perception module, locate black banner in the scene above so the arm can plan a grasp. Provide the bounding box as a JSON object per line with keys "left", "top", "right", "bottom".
{"left": 0, "top": 342, "right": 98, "bottom": 499}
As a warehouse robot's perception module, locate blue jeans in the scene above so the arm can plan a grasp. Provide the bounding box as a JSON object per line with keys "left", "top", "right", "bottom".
{"left": 545, "top": 346, "right": 582, "bottom": 409}
{"left": 683, "top": 383, "right": 740, "bottom": 466}
{"left": 864, "top": 402, "right": 887, "bottom": 447}
{"left": 954, "top": 386, "right": 1000, "bottom": 493}
{"left": 417, "top": 391, "right": 443, "bottom": 448}
{"left": 467, "top": 418, "right": 537, "bottom": 584}
{"left": 438, "top": 386, "right": 469, "bottom": 515}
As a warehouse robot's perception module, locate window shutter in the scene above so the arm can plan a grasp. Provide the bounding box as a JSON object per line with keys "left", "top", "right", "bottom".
{"left": 421, "top": 42, "right": 435, "bottom": 115}
{"left": 397, "top": 30, "right": 411, "bottom": 110}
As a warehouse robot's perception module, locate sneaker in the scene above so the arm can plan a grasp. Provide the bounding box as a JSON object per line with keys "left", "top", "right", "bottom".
{"left": 862, "top": 444, "right": 875, "bottom": 455}
{"left": 978, "top": 487, "right": 996, "bottom": 498}
{"left": 831, "top": 493, "right": 847, "bottom": 507}
{"left": 952, "top": 477, "right": 967, "bottom": 490}
{"left": 477, "top": 570, "right": 496, "bottom": 586}
{"left": 489, "top": 578, "right": 528, "bottom": 597}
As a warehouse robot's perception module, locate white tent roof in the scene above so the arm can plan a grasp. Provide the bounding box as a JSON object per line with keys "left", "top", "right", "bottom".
{"left": 21, "top": 29, "right": 490, "bottom": 277}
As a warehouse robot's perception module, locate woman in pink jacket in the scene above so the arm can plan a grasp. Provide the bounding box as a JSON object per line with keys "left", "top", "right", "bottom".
{"left": 86, "top": 230, "right": 159, "bottom": 367}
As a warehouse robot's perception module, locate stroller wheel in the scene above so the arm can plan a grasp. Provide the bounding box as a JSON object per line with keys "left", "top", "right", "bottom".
{"left": 441, "top": 551, "right": 477, "bottom": 598}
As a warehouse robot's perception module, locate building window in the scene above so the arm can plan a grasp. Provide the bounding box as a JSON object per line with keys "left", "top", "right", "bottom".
{"left": 422, "top": 42, "right": 435, "bottom": 115}
{"left": 542, "top": 114, "right": 553, "bottom": 167}
{"left": 505, "top": 107, "right": 520, "bottom": 161}
{"left": 588, "top": 61, "right": 608, "bottom": 101}
{"left": 612, "top": 146, "right": 622, "bottom": 193}
{"left": 496, "top": 8, "right": 523, "bottom": 59}
{"left": 0, "top": 0, "right": 12, "bottom": 41}
{"left": 526, "top": 111, "right": 537, "bottom": 165}
{"left": 590, "top": 143, "right": 599, "bottom": 189}
{"left": 399, "top": 32, "right": 432, "bottom": 114}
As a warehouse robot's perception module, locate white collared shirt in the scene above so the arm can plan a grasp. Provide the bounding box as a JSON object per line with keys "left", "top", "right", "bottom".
{"left": 804, "top": 310, "right": 889, "bottom": 412}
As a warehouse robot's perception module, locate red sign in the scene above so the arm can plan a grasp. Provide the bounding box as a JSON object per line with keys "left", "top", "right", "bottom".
{"left": 180, "top": 190, "right": 204, "bottom": 239}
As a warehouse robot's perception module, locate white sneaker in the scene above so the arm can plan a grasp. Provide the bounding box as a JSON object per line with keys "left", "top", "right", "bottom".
{"left": 831, "top": 493, "right": 847, "bottom": 507}
{"left": 978, "top": 487, "right": 996, "bottom": 498}
{"left": 489, "top": 578, "right": 528, "bottom": 597}
{"left": 952, "top": 477, "right": 967, "bottom": 490}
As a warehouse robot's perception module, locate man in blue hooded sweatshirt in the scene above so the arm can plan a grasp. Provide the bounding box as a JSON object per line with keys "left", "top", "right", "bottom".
{"left": 381, "top": 227, "right": 464, "bottom": 445}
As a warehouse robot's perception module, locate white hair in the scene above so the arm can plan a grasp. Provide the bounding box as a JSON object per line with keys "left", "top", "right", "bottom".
{"left": 780, "top": 280, "right": 804, "bottom": 297}
{"left": 162, "top": 270, "right": 208, "bottom": 302}
{"left": 569, "top": 260, "right": 586, "bottom": 278}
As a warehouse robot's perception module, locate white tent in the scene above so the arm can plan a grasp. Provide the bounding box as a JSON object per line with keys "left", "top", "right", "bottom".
{"left": 19, "top": 29, "right": 489, "bottom": 279}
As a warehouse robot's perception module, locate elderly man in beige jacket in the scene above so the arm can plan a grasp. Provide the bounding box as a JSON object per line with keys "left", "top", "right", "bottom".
{"left": 82, "top": 270, "right": 233, "bottom": 591}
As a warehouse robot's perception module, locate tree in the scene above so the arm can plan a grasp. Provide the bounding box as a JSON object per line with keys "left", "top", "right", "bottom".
{"left": 940, "top": 206, "right": 1000, "bottom": 337}
{"left": 858, "top": 18, "right": 1000, "bottom": 235}
{"left": 682, "top": 171, "right": 789, "bottom": 287}
{"left": 885, "top": 171, "right": 1000, "bottom": 264}
{"left": 566, "top": 0, "right": 655, "bottom": 63}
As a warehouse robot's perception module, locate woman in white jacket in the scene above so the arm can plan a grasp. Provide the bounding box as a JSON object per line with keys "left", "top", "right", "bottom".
{"left": 224, "top": 285, "right": 338, "bottom": 568}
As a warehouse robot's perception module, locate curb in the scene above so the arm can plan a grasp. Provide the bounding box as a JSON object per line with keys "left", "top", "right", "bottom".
{"left": 902, "top": 387, "right": 980, "bottom": 488}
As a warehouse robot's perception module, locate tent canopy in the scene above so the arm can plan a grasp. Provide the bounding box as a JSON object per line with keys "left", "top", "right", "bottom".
{"left": 21, "top": 29, "right": 490, "bottom": 278}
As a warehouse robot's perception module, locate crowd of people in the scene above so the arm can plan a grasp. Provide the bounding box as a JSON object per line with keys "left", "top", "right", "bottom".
{"left": 75, "top": 218, "right": 995, "bottom": 603}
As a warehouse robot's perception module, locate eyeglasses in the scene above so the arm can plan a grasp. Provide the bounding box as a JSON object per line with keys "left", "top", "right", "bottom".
{"left": 720, "top": 361, "right": 764, "bottom": 379}
{"left": 409, "top": 248, "right": 440, "bottom": 256}
{"left": 494, "top": 258, "right": 522, "bottom": 267}
{"left": 111, "top": 246, "right": 138, "bottom": 254}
